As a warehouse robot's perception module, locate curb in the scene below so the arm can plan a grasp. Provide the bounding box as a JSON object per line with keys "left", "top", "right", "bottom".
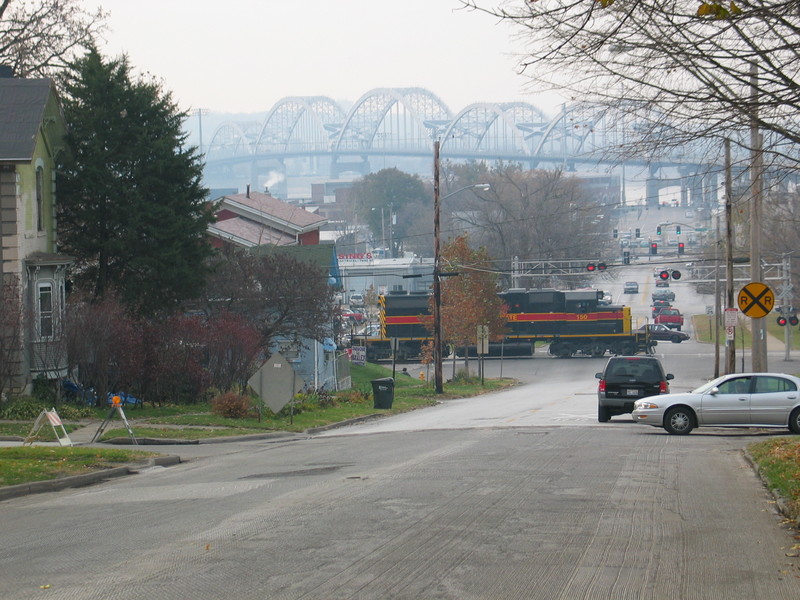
{"left": 743, "top": 449, "right": 797, "bottom": 524}
{"left": 0, "top": 455, "right": 181, "bottom": 502}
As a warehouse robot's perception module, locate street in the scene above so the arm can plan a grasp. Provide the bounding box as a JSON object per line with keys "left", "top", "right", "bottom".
{"left": 3, "top": 269, "right": 800, "bottom": 599}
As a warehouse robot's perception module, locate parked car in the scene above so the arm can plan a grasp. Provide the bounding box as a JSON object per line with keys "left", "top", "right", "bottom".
{"left": 654, "top": 308, "right": 684, "bottom": 330}
{"left": 638, "top": 324, "right": 689, "bottom": 343}
{"left": 632, "top": 372, "right": 800, "bottom": 435}
{"left": 623, "top": 281, "right": 639, "bottom": 294}
{"left": 595, "top": 355, "right": 674, "bottom": 422}
{"left": 651, "top": 289, "right": 676, "bottom": 302}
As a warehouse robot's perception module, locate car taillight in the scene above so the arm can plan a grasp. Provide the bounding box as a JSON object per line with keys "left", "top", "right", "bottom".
{"left": 598, "top": 379, "right": 606, "bottom": 392}
{"left": 659, "top": 380, "right": 668, "bottom": 393}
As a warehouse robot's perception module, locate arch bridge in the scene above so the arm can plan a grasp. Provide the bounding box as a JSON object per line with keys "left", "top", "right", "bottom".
{"left": 204, "top": 87, "right": 719, "bottom": 206}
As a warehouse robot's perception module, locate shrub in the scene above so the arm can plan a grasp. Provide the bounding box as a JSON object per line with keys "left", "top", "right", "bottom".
{"left": 0, "top": 396, "right": 46, "bottom": 420}
{"left": 210, "top": 390, "right": 252, "bottom": 419}
{"left": 336, "top": 388, "right": 370, "bottom": 405}
{"left": 57, "top": 404, "right": 96, "bottom": 420}
{"left": 451, "top": 369, "right": 480, "bottom": 384}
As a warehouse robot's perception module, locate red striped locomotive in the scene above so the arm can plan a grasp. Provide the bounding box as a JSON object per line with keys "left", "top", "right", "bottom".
{"left": 365, "top": 288, "right": 649, "bottom": 360}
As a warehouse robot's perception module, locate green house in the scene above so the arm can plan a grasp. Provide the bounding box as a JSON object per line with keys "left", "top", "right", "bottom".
{"left": 0, "top": 73, "right": 72, "bottom": 394}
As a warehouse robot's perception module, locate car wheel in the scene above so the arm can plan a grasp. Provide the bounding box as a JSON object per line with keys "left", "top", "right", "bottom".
{"left": 670, "top": 335, "right": 682, "bottom": 343}
{"left": 598, "top": 406, "right": 610, "bottom": 423}
{"left": 789, "top": 407, "right": 800, "bottom": 434}
{"left": 663, "top": 406, "right": 694, "bottom": 435}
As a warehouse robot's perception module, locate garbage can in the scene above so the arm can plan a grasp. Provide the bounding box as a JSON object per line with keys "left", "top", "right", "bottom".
{"left": 371, "top": 377, "right": 395, "bottom": 409}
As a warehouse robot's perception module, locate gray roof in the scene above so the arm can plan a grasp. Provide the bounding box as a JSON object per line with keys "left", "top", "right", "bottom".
{"left": 0, "top": 78, "right": 54, "bottom": 161}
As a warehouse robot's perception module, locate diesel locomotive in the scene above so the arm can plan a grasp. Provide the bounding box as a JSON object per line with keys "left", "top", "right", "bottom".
{"left": 362, "top": 288, "right": 650, "bottom": 361}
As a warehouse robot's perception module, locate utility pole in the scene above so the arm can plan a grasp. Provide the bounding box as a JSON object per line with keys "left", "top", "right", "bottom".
{"left": 724, "top": 139, "right": 736, "bottom": 374}
{"left": 432, "top": 141, "right": 443, "bottom": 394}
{"left": 750, "top": 65, "right": 767, "bottom": 371}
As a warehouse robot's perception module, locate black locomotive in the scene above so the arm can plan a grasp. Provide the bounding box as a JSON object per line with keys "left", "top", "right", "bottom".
{"left": 363, "top": 288, "right": 650, "bottom": 360}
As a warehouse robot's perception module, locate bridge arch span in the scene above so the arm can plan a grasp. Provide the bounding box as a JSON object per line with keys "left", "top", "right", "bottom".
{"left": 441, "top": 102, "right": 549, "bottom": 157}
{"left": 333, "top": 87, "right": 452, "bottom": 154}
{"left": 255, "top": 96, "right": 346, "bottom": 154}
{"left": 206, "top": 121, "right": 260, "bottom": 162}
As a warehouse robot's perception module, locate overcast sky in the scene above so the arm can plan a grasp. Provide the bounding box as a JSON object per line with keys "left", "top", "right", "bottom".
{"left": 86, "top": 0, "right": 564, "bottom": 118}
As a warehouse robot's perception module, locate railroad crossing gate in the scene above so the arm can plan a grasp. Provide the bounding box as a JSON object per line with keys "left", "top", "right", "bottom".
{"left": 737, "top": 282, "right": 775, "bottom": 319}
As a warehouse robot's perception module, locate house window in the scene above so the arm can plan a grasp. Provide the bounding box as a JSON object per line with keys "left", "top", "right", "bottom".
{"left": 37, "top": 282, "right": 53, "bottom": 339}
{"left": 35, "top": 166, "right": 44, "bottom": 232}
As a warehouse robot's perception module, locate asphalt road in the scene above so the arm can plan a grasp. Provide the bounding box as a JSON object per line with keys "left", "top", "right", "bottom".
{"left": 3, "top": 269, "right": 800, "bottom": 599}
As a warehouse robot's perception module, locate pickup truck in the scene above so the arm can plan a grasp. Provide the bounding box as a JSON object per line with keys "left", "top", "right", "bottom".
{"left": 654, "top": 308, "right": 684, "bottom": 330}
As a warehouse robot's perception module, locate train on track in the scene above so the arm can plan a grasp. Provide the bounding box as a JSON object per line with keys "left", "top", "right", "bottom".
{"left": 360, "top": 288, "right": 651, "bottom": 361}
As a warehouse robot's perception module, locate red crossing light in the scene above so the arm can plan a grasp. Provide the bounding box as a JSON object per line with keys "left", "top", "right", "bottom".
{"left": 586, "top": 263, "right": 596, "bottom": 272}
{"left": 659, "top": 270, "right": 670, "bottom": 280}
{"left": 778, "top": 316, "right": 788, "bottom": 326}
{"left": 671, "top": 270, "right": 682, "bottom": 280}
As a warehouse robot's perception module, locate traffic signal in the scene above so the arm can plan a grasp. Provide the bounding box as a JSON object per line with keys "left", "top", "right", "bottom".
{"left": 613, "top": 229, "right": 618, "bottom": 239}
{"left": 622, "top": 251, "right": 630, "bottom": 265}
{"left": 656, "top": 225, "right": 662, "bottom": 235}
{"left": 650, "top": 242, "right": 658, "bottom": 255}
{"left": 676, "top": 225, "right": 681, "bottom": 235}
{"left": 659, "top": 270, "right": 670, "bottom": 280}
{"left": 635, "top": 228, "right": 640, "bottom": 238}
{"left": 678, "top": 242, "right": 685, "bottom": 254}
{"left": 778, "top": 315, "right": 788, "bottom": 326}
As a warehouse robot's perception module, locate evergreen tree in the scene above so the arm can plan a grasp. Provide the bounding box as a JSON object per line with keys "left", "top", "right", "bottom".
{"left": 57, "top": 47, "right": 216, "bottom": 314}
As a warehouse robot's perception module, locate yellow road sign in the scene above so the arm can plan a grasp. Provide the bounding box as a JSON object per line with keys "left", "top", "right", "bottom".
{"left": 737, "top": 282, "right": 774, "bottom": 318}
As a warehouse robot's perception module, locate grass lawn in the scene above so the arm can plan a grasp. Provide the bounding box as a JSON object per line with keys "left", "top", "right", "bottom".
{"left": 0, "top": 446, "right": 157, "bottom": 487}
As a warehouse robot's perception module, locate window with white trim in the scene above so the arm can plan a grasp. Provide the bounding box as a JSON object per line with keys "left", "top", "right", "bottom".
{"left": 37, "top": 282, "right": 53, "bottom": 339}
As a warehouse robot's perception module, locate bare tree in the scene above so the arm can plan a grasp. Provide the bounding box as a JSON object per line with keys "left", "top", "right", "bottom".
{"left": 203, "top": 247, "right": 338, "bottom": 349}
{"left": 0, "top": 275, "right": 24, "bottom": 398}
{"left": 460, "top": 0, "right": 800, "bottom": 169}
{"left": 441, "top": 163, "right": 610, "bottom": 266}
{"left": 0, "top": 0, "right": 106, "bottom": 79}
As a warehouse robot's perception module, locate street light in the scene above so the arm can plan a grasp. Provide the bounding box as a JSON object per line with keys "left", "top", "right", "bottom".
{"left": 432, "top": 140, "right": 490, "bottom": 394}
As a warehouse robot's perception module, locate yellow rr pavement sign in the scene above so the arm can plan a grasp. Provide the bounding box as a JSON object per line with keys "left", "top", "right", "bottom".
{"left": 737, "top": 282, "right": 774, "bottom": 318}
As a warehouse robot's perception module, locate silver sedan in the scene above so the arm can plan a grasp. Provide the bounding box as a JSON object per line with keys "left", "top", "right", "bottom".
{"left": 632, "top": 372, "right": 800, "bottom": 435}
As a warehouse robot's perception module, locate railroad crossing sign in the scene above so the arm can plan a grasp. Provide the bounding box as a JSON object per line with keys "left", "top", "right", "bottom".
{"left": 737, "top": 282, "right": 775, "bottom": 318}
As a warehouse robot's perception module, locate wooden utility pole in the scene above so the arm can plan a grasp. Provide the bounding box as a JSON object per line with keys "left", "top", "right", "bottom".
{"left": 724, "top": 139, "right": 736, "bottom": 374}
{"left": 432, "top": 141, "right": 443, "bottom": 394}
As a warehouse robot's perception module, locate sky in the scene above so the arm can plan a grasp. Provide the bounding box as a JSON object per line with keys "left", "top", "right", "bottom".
{"left": 86, "top": 0, "right": 565, "bottom": 128}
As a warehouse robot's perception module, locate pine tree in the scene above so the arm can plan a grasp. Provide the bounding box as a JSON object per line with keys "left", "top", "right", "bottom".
{"left": 57, "top": 47, "right": 216, "bottom": 314}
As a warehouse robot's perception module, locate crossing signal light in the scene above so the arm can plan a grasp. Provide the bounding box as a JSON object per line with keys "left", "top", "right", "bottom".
{"left": 597, "top": 262, "right": 606, "bottom": 271}
{"left": 678, "top": 242, "right": 685, "bottom": 254}
{"left": 791, "top": 315, "right": 799, "bottom": 326}
{"left": 650, "top": 242, "right": 658, "bottom": 255}
{"left": 586, "top": 263, "right": 596, "bottom": 272}
{"left": 778, "top": 315, "right": 788, "bottom": 326}
{"left": 671, "top": 270, "right": 681, "bottom": 280}
{"left": 659, "top": 270, "right": 670, "bottom": 280}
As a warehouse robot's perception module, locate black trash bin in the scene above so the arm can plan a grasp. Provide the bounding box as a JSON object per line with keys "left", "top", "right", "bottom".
{"left": 371, "top": 377, "right": 395, "bottom": 409}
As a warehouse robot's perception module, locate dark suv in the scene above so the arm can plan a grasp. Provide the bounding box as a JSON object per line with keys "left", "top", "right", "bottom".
{"left": 595, "top": 356, "right": 674, "bottom": 422}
